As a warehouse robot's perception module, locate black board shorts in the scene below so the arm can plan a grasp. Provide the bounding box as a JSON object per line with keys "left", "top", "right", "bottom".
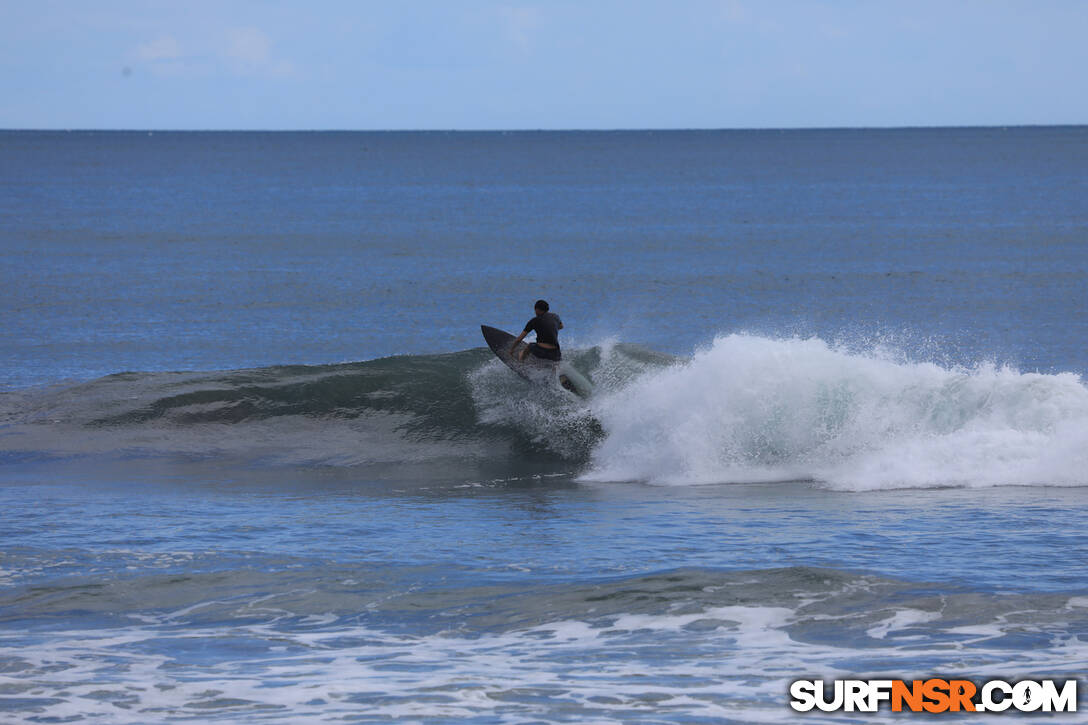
{"left": 528, "top": 343, "right": 561, "bottom": 362}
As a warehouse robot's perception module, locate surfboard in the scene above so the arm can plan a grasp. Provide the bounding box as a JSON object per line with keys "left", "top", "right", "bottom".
{"left": 480, "top": 325, "right": 593, "bottom": 398}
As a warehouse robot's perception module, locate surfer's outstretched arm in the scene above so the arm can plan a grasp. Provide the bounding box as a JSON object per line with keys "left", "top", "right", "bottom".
{"left": 510, "top": 330, "right": 529, "bottom": 358}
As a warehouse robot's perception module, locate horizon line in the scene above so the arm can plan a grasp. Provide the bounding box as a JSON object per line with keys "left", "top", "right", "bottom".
{"left": 2, "top": 123, "right": 1085, "bottom": 134}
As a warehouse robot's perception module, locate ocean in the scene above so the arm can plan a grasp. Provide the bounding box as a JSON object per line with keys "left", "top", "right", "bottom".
{"left": 1, "top": 127, "right": 1087, "bottom": 722}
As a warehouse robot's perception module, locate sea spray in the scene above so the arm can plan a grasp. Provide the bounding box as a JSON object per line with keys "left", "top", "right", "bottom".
{"left": 465, "top": 339, "right": 667, "bottom": 461}
{"left": 581, "top": 334, "right": 1088, "bottom": 490}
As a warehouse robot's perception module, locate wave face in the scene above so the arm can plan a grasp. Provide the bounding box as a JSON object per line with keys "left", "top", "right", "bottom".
{"left": 3, "top": 335, "right": 1087, "bottom": 490}
{"left": 583, "top": 335, "right": 1088, "bottom": 490}
{"left": 0, "top": 345, "right": 654, "bottom": 473}
{"left": 0, "top": 350, "right": 505, "bottom": 470}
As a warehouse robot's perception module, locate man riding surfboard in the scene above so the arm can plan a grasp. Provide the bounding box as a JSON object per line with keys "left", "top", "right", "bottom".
{"left": 510, "top": 299, "right": 563, "bottom": 363}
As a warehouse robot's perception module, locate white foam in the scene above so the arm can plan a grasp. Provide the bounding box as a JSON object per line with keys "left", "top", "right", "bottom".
{"left": 579, "top": 334, "right": 1088, "bottom": 490}
{"left": 3, "top": 599, "right": 1085, "bottom": 723}
{"left": 866, "top": 608, "right": 942, "bottom": 640}
{"left": 468, "top": 357, "right": 602, "bottom": 460}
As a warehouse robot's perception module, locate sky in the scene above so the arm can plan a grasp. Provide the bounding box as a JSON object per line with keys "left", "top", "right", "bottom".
{"left": 1, "top": 0, "right": 1085, "bottom": 130}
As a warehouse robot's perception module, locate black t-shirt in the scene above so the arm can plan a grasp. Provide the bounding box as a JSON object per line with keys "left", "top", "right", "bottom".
{"left": 524, "top": 312, "right": 562, "bottom": 347}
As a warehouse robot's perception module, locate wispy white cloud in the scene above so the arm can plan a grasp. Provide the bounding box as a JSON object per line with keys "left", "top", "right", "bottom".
{"left": 130, "top": 25, "right": 295, "bottom": 78}
{"left": 498, "top": 6, "right": 541, "bottom": 55}
{"left": 135, "top": 35, "right": 182, "bottom": 62}
{"left": 226, "top": 27, "right": 270, "bottom": 66}
{"left": 224, "top": 26, "right": 296, "bottom": 76}
{"left": 719, "top": 0, "right": 748, "bottom": 25}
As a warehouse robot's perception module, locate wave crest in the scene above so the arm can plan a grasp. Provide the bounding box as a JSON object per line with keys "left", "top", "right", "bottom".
{"left": 581, "top": 334, "right": 1088, "bottom": 490}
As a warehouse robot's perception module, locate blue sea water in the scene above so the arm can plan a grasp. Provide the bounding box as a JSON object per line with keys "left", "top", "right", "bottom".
{"left": 1, "top": 128, "right": 1087, "bottom": 722}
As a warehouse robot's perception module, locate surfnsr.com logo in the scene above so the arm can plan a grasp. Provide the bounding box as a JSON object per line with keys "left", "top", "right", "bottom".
{"left": 789, "top": 679, "right": 1078, "bottom": 713}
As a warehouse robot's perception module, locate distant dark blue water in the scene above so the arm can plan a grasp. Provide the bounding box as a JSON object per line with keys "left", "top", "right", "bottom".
{"left": 4, "top": 128, "right": 1086, "bottom": 388}
{"left": 1, "top": 129, "right": 1087, "bottom": 722}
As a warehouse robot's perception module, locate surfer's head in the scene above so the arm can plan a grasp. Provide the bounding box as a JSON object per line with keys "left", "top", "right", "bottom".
{"left": 534, "top": 299, "right": 549, "bottom": 314}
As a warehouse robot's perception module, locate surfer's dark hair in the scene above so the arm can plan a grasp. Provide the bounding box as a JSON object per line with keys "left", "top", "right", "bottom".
{"left": 534, "top": 299, "right": 549, "bottom": 312}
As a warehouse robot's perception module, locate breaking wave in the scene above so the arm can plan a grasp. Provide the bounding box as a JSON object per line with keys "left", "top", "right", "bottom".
{"left": 2, "top": 334, "right": 1086, "bottom": 490}
{"left": 582, "top": 334, "right": 1088, "bottom": 490}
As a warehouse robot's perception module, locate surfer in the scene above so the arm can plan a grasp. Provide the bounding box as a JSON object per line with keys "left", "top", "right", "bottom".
{"left": 511, "top": 299, "right": 563, "bottom": 362}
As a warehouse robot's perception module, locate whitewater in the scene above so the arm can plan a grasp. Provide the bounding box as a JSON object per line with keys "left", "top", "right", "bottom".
{"left": 581, "top": 334, "right": 1088, "bottom": 490}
